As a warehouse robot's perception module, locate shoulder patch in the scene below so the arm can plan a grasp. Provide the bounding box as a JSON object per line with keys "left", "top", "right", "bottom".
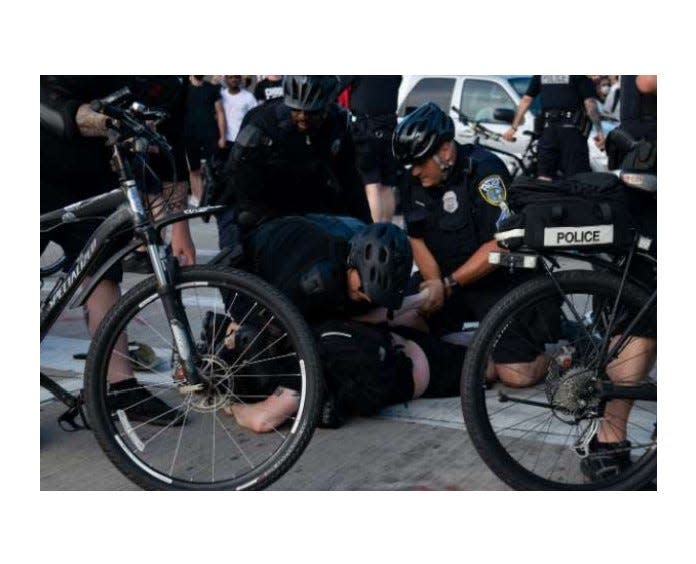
{"left": 477, "top": 174, "right": 507, "bottom": 207}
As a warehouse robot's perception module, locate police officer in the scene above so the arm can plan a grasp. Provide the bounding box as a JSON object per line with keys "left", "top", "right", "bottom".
{"left": 394, "top": 102, "right": 550, "bottom": 388}
{"left": 581, "top": 76, "right": 657, "bottom": 481}
{"left": 214, "top": 75, "right": 372, "bottom": 251}
{"left": 245, "top": 217, "right": 412, "bottom": 320}
{"left": 338, "top": 75, "right": 403, "bottom": 222}
{"left": 502, "top": 75, "right": 605, "bottom": 179}
{"left": 219, "top": 215, "right": 468, "bottom": 432}
{"left": 41, "top": 76, "right": 194, "bottom": 426}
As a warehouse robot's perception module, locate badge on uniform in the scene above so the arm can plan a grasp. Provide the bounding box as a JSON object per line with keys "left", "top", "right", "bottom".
{"left": 331, "top": 139, "right": 341, "bottom": 156}
{"left": 442, "top": 190, "right": 459, "bottom": 213}
{"left": 477, "top": 175, "right": 507, "bottom": 207}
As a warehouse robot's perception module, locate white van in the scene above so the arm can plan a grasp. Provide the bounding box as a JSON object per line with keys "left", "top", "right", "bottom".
{"left": 397, "top": 75, "right": 611, "bottom": 174}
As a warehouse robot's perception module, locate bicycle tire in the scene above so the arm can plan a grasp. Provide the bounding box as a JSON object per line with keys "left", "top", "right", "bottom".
{"left": 461, "top": 269, "right": 656, "bottom": 490}
{"left": 84, "top": 265, "right": 322, "bottom": 490}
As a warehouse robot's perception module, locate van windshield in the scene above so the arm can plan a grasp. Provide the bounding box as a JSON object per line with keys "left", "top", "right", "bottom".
{"left": 508, "top": 76, "right": 541, "bottom": 116}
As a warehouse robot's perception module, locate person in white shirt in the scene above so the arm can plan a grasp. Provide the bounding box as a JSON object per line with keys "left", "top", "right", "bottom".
{"left": 220, "top": 75, "right": 258, "bottom": 146}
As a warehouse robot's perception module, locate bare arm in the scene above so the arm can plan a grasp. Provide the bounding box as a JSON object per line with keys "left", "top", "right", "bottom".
{"left": 215, "top": 100, "right": 226, "bottom": 146}
{"left": 511, "top": 95, "right": 534, "bottom": 130}
{"left": 636, "top": 75, "right": 657, "bottom": 94}
{"left": 410, "top": 237, "right": 441, "bottom": 280}
{"left": 448, "top": 239, "right": 500, "bottom": 286}
{"left": 75, "top": 104, "right": 111, "bottom": 137}
{"left": 583, "top": 97, "right": 604, "bottom": 135}
{"left": 502, "top": 95, "right": 534, "bottom": 141}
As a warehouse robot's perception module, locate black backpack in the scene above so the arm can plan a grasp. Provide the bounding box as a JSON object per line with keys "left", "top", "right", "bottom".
{"left": 495, "top": 173, "right": 639, "bottom": 253}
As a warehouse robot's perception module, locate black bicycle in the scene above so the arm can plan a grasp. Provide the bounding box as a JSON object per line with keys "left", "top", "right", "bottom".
{"left": 451, "top": 106, "right": 539, "bottom": 178}
{"left": 40, "top": 88, "right": 322, "bottom": 490}
{"left": 460, "top": 172, "right": 657, "bottom": 490}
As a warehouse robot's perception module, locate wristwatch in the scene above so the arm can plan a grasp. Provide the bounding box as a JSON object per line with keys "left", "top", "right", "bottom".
{"left": 443, "top": 275, "right": 458, "bottom": 289}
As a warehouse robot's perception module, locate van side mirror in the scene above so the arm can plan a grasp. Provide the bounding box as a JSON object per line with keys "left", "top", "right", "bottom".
{"left": 493, "top": 108, "right": 515, "bottom": 124}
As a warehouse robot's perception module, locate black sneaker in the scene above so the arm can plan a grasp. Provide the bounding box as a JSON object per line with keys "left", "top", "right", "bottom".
{"left": 580, "top": 438, "right": 632, "bottom": 481}
{"left": 317, "top": 395, "right": 347, "bottom": 429}
{"left": 108, "top": 378, "right": 186, "bottom": 427}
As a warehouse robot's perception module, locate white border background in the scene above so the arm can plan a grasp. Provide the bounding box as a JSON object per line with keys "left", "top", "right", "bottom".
{"left": 11, "top": 0, "right": 691, "bottom": 561}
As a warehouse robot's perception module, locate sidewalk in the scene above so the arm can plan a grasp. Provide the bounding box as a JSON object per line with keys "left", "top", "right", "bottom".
{"left": 40, "top": 394, "right": 507, "bottom": 490}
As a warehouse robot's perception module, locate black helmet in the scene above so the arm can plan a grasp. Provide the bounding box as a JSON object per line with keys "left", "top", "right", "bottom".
{"left": 283, "top": 75, "right": 339, "bottom": 112}
{"left": 347, "top": 223, "right": 413, "bottom": 310}
{"left": 392, "top": 102, "right": 454, "bottom": 164}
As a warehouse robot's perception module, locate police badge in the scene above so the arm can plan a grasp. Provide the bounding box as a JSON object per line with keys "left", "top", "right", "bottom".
{"left": 442, "top": 190, "right": 459, "bottom": 213}
{"left": 330, "top": 138, "right": 341, "bottom": 157}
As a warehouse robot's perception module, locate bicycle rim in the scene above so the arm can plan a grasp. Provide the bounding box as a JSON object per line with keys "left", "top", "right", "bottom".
{"left": 461, "top": 270, "right": 657, "bottom": 490}
{"left": 85, "top": 266, "right": 321, "bottom": 490}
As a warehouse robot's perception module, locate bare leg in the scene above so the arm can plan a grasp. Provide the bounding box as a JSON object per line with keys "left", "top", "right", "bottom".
{"left": 391, "top": 334, "right": 430, "bottom": 398}
{"left": 495, "top": 354, "right": 549, "bottom": 388}
{"left": 86, "top": 279, "right": 132, "bottom": 384}
{"left": 224, "top": 387, "right": 300, "bottom": 433}
{"left": 189, "top": 170, "right": 203, "bottom": 203}
{"left": 599, "top": 336, "right": 656, "bottom": 443}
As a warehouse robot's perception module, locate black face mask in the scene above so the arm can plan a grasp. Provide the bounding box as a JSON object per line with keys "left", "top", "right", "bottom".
{"left": 193, "top": 75, "right": 205, "bottom": 81}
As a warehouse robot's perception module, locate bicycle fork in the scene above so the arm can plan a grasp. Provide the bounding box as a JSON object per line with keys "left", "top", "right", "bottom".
{"left": 124, "top": 181, "right": 203, "bottom": 391}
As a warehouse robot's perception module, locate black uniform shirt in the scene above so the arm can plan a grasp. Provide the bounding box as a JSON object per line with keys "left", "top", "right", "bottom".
{"left": 402, "top": 143, "right": 510, "bottom": 275}
{"left": 222, "top": 100, "right": 372, "bottom": 224}
{"left": 619, "top": 75, "right": 657, "bottom": 142}
{"left": 525, "top": 75, "right": 595, "bottom": 112}
{"left": 337, "top": 75, "right": 402, "bottom": 116}
{"left": 245, "top": 216, "right": 373, "bottom": 320}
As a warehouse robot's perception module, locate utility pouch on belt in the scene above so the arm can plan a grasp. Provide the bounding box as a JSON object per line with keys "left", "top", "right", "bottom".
{"left": 495, "top": 173, "right": 641, "bottom": 253}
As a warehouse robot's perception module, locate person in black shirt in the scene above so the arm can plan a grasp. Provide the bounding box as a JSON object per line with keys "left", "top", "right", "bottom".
{"left": 338, "top": 75, "right": 402, "bottom": 222}
{"left": 503, "top": 75, "right": 605, "bottom": 179}
{"left": 581, "top": 75, "right": 657, "bottom": 481}
{"left": 394, "top": 103, "right": 551, "bottom": 388}
{"left": 184, "top": 76, "right": 226, "bottom": 205}
{"left": 214, "top": 75, "right": 372, "bottom": 253}
{"left": 253, "top": 75, "right": 284, "bottom": 103}
{"left": 220, "top": 216, "right": 465, "bottom": 431}
{"left": 40, "top": 76, "right": 195, "bottom": 425}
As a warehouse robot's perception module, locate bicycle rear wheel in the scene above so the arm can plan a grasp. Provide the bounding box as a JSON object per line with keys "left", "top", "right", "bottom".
{"left": 84, "top": 266, "right": 322, "bottom": 490}
{"left": 461, "top": 269, "right": 656, "bottom": 490}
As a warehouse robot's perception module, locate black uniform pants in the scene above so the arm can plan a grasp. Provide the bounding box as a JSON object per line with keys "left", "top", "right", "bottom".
{"left": 538, "top": 124, "right": 591, "bottom": 179}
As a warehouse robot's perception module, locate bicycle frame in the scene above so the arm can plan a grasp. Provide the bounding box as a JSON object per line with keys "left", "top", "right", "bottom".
{"left": 40, "top": 143, "right": 225, "bottom": 405}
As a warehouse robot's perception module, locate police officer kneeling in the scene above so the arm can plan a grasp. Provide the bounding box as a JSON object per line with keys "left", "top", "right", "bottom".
{"left": 394, "top": 103, "right": 549, "bottom": 388}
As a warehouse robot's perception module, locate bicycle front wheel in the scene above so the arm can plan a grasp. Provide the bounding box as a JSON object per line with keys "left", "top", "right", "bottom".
{"left": 461, "top": 269, "right": 656, "bottom": 490}
{"left": 84, "top": 266, "right": 322, "bottom": 490}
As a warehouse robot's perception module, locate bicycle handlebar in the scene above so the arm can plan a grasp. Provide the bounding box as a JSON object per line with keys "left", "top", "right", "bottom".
{"left": 451, "top": 106, "right": 515, "bottom": 142}
{"left": 90, "top": 87, "right": 173, "bottom": 153}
